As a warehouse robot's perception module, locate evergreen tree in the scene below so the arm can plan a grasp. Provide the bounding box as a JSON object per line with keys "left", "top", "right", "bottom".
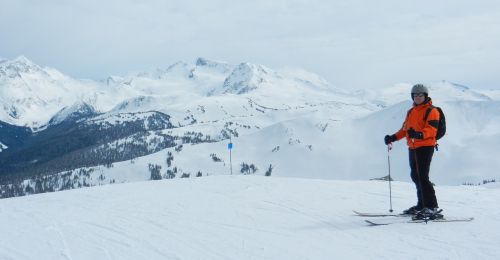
{"left": 148, "top": 164, "right": 162, "bottom": 180}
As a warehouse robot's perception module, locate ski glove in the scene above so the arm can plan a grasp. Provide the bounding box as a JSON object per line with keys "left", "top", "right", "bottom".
{"left": 407, "top": 128, "right": 423, "bottom": 139}
{"left": 384, "top": 134, "right": 396, "bottom": 145}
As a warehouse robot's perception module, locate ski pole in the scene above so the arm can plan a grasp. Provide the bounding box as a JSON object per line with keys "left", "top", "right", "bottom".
{"left": 387, "top": 143, "right": 393, "bottom": 212}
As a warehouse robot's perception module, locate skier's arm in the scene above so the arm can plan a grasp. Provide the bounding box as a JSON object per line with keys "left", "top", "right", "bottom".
{"left": 394, "top": 127, "right": 406, "bottom": 141}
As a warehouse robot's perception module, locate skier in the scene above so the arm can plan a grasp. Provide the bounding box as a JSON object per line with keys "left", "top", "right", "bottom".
{"left": 384, "top": 84, "right": 442, "bottom": 220}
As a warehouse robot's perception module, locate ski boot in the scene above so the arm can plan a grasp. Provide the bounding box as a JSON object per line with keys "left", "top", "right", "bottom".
{"left": 402, "top": 205, "right": 422, "bottom": 215}
{"left": 412, "top": 208, "right": 444, "bottom": 221}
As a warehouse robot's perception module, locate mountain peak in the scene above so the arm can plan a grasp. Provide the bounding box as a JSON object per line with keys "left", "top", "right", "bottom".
{"left": 429, "top": 81, "right": 491, "bottom": 101}
{"left": 0, "top": 55, "right": 44, "bottom": 78}
{"left": 12, "top": 55, "right": 34, "bottom": 64}
{"left": 195, "top": 57, "right": 228, "bottom": 67}
{"left": 1, "top": 55, "right": 38, "bottom": 68}
{"left": 48, "top": 101, "right": 98, "bottom": 126}
{"left": 219, "top": 62, "right": 272, "bottom": 95}
{"left": 166, "top": 61, "right": 189, "bottom": 71}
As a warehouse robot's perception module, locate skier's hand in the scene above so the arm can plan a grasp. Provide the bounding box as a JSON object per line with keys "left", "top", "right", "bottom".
{"left": 384, "top": 134, "right": 396, "bottom": 145}
{"left": 407, "top": 128, "right": 423, "bottom": 139}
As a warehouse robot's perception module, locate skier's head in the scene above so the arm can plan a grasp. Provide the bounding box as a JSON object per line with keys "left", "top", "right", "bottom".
{"left": 411, "top": 84, "right": 429, "bottom": 100}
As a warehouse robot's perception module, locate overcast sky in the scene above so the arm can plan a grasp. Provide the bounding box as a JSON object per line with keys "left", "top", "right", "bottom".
{"left": 1, "top": 0, "right": 500, "bottom": 90}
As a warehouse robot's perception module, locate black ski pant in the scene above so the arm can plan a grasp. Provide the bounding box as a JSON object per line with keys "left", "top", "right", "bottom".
{"left": 409, "top": 146, "right": 438, "bottom": 209}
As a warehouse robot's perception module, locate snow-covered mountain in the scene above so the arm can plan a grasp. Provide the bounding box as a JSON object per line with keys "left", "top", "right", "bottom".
{"left": 0, "top": 56, "right": 365, "bottom": 128}
{"left": 355, "top": 80, "right": 493, "bottom": 108}
{"left": 0, "top": 56, "right": 499, "bottom": 198}
{"left": 0, "top": 56, "right": 100, "bottom": 128}
{"left": 48, "top": 101, "right": 99, "bottom": 126}
{"left": 219, "top": 63, "right": 271, "bottom": 95}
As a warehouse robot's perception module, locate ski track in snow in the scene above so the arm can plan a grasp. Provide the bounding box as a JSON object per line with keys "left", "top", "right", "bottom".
{"left": 1, "top": 175, "right": 499, "bottom": 259}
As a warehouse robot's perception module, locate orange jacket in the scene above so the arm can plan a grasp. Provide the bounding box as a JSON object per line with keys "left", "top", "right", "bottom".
{"left": 394, "top": 98, "right": 440, "bottom": 149}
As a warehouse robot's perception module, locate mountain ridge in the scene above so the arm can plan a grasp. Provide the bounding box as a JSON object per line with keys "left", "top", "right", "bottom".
{"left": 1, "top": 56, "right": 350, "bottom": 128}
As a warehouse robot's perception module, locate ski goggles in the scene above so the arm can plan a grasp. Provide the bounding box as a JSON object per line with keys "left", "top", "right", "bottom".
{"left": 412, "top": 93, "right": 426, "bottom": 98}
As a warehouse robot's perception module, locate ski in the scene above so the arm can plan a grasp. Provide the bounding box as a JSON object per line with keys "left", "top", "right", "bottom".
{"left": 353, "top": 210, "right": 410, "bottom": 217}
{"left": 365, "top": 217, "right": 474, "bottom": 226}
{"left": 365, "top": 219, "right": 393, "bottom": 226}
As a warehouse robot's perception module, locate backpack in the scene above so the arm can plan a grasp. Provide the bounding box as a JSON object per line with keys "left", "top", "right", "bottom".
{"left": 424, "top": 105, "right": 446, "bottom": 140}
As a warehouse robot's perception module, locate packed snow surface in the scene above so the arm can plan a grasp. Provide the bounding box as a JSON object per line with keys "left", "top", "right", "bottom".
{"left": 1, "top": 175, "right": 499, "bottom": 260}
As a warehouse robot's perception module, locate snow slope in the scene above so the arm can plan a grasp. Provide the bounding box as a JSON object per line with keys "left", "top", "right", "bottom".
{"left": 334, "top": 98, "right": 500, "bottom": 185}
{"left": 54, "top": 96, "right": 498, "bottom": 187}
{"left": 480, "top": 89, "right": 500, "bottom": 100}
{"left": 8, "top": 88, "right": 497, "bottom": 196}
{"left": 0, "top": 175, "right": 499, "bottom": 260}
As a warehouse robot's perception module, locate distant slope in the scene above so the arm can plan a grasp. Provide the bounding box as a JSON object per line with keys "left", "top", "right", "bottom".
{"left": 336, "top": 99, "right": 500, "bottom": 185}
